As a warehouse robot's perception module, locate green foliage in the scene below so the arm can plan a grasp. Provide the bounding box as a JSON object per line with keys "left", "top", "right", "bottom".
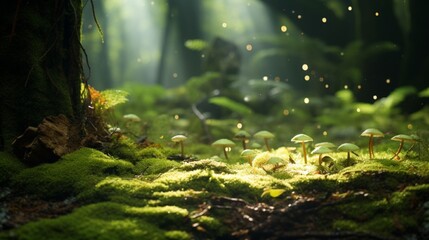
{"left": 100, "top": 89, "right": 129, "bottom": 110}
{"left": 7, "top": 202, "right": 190, "bottom": 240}
{"left": 184, "top": 39, "right": 208, "bottom": 51}
{"left": 12, "top": 148, "right": 135, "bottom": 199}
{"left": 0, "top": 152, "right": 26, "bottom": 186}
{"left": 209, "top": 96, "right": 252, "bottom": 116}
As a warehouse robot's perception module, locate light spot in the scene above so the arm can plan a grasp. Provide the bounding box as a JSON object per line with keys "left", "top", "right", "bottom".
{"left": 222, "top": 22, "right": 228, "bottom": 28}
{"left": 244, "top": 96, "right": 250, "bottom": 102}
{"left": 297, "top": 15, "right": 302, "bottom": 19}
{"left": 174, "top": 114, "right": 180, "bottom": 120}
{"left": 340, "top": 52, "right": 344, "bottom": 56}
{"left": 348, "top": 6, "right": 352, "bottom": 11}
{"left": 280, "top": 25, "right": 288, "bottom": 32}
{"left": 304, "top": 75, "right": 310, "bottom": 81}
{"left": 137, "top": 58, "right": 141, "bottom": 62}
{"left": 201, "top": 54, "right": 205, "bottom": 58}
{"left": 373, "top": 95, "right": 378, "bottom": 100}
{"left": 283, "top": 109, "right": 290, "bottom": 116}
{"left": 322, "top": 17, "right": 327, "bottom": 23}
{"left": 304, "top": 97, "right": 310, "bottom": 104}
{"left": 323, "top": 131, "right": 328, "bottom": 136}
{"left": 159, "top": 135, "right": 164, "bottom": 139}
{"left": 317, "top": 125, "right": 321, "bottom": 129}
{"left": 246, "top": 44, "right": 253, "bottom": 51}
{"left": 344, "top": 85, "right": 348, "bottom": 89}
{"left": 386, "top": 79, "right": 391, "bottom": 84}
{"left": 407, "top": 123, "right": 413, "bottom": 130}
{"left": 262, "top": 76, "right": 268, "bottom": 81}
{"left": 225, "top": 147, "right": 232, "bottom": 152}
{"left": 375, "top": 12, "right": 380, "bottom": 17}
{"left": 319, "top": 77, "right": 324, "bottom": 82}
{"left": 173, "top": 73, "right": 178, "bottom": 78}
{"left": 325, "top": 84, "right": 329, "bottom": 89}
{"left": 237, "top": 122, "right": 243, "bottom": 129}
{"left": 357, "top": 85, "right": 362, "bottom": 90}
{"left": 356, "top": 108, "right": 361, "bottom": 113}
{"left": 302, "top": 64, "right": 309, "bottom": 71}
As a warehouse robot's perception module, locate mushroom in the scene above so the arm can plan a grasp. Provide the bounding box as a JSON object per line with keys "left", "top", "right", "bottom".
{"left": 390, "top": 134, "right": 415, "bottom": 160}
{"left": 234, "top": 130, "right": 251, "bottom": 150}
{"left": 337, "top": 143, "right": 359, "bottom": 162}
{"left": 361, "top": 128, "right": 384, "bottom": 159}
{"left": 253, "top": 130, "right": 275, "bottom": 151}
{"left": 171, "top": 134, "right": 187, "bottom": 158}
{"left": 212, "top": 139, "right": 236, "bottom": 160}
{"left": 240, "top": 149, "right": 257, "bottom": 165}
{"left": 291, "top": 134, "right": 313, "bottom": 164}
{"left": 123, "top": 113, "right": 141, "bottom": 122}
{"left": 311, "top": 146, "right": 333, "bottom": 165}
{"left": 315, "top": 142, "right": 336, "bottom": 149}
{"left": 123, "top": 114, "right": 141, "bottom": 128}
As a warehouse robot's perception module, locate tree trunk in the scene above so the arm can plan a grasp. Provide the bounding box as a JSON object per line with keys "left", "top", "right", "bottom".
{"left": 0, "top": 0, "right": 83, "bottom": 151}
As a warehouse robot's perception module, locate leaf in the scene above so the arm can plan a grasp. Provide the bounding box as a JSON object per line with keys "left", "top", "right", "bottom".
{"left": 100, "top": 89, "right": 129, "bottom": 109}
{"left": 419, "top": 87, "right": 429, "bottom": 97}
{"left": 185, "top": 39, "right": 208, "bottom": 51}
{"left": 209, "top": 97, "right": 252, "bottom": 116}
{"left": 261, "top": 188, "right": 286, "bottom": 198}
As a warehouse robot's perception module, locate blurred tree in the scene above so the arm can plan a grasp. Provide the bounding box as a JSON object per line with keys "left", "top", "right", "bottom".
{"left": 0, "top": 0, "right": 83, "bottom": 150}
{"left": 157, "top": 0, "right": 204, "bottom": 87}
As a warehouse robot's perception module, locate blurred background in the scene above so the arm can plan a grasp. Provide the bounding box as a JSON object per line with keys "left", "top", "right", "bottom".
{"left": 81, "top": 0, "right": 428, "bottom": 147}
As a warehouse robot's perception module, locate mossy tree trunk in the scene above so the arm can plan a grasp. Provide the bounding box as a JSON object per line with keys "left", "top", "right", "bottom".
{"left": 0, "top": 0, "right": 83, "bottom": 151}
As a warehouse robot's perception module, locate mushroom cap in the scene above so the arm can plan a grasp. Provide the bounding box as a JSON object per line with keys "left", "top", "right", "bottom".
{"left": 234, "top": 130, "right": 251, "bottom": 139}
{"left": 171, "top": 134, "right": 187, "bottom": 142}
{"left": 253, "top": 130, "right": 275, "bottom": 139}
{"left": 212, "top": 138, "right": 236, "bottom": 147}
{"left": 291, "top": 134, "right": 313, "bottom": 143}
{"left": 315, "top": 142, "right": 336, "bottom": 149}
{"left": 361, "top": 128, "right": 384, "bottom": 137}
{"left": 267, "top": 156, "right": 284, "bottom": 164}
{"left": 241, "top": 149, "right": 257, "bottom": 158}
{"left": 311, "top": 146, "right": 333, "bottom": 154}
{"left": 123, "top": 114, "right": 141, "bottom": 122}
{"left": 337, "top": 143, "right": 360, "bottom": 152}
{"left": 391, "top": 134, "right": 415, "bottom": 142}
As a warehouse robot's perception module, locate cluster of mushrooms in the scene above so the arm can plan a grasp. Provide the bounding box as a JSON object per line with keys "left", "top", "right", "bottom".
{"left": 171, "top": 128, "right": 419, "bottom": 165}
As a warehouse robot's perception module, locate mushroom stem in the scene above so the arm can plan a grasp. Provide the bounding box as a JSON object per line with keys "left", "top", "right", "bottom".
{"left": 347, "top": 151, "right": 351, "bottom": 161}
{"left": 264, "top": 138, "right": 271, "bottom": 151}
{"left": 301, "top": 142, "right": 307, "bottom": 164}
{"left": 391, "top": 140, "right": 404, "bottom": 160}
{"left": 179, "top": 142, "right": 184, "bottom": 158}
{"left": 368, "top": 136, "right": 374, "bottom": 159}
{"left": 318, "top": 154, "right": 322, "bottom": 165}
{"left": 223, "top": 147, "right": 229, "bottom": 160}
{"left": 242, "top": 140, "right": 247, "bottom": 150}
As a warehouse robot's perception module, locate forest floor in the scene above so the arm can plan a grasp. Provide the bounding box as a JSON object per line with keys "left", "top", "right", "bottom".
{"left": 1, "top": 139, "right": 429, "bottom": 240}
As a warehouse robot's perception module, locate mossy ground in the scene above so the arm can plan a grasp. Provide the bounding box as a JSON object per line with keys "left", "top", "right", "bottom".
{"left": 1, "top": 137, "right": 428, "bottom": 239}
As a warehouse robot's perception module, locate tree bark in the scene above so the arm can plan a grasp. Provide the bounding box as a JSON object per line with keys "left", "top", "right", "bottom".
{"left": 0, "top": 0, "right": 83, "bottom": 151}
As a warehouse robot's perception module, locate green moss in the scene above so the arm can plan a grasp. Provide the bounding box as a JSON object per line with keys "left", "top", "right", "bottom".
{"left": 138, "top": 147, "right": 166, "bottom": 159}
{"left": 105, "top": 137, "right": 141, "bottom": 163}
{"left": 6, "top": 202, "right": 190, "bottom": 240}
{"left": 134, "top": 158, "right": 180, "bottom": 175}
{"left": 178, "top": 159, "right": 232, "bottom": 173}
{"left": 12, "top": 148, "right": 135, "bottom": 199}
{"left": 192, "top": 216, "right": 227, "bottom": 237}
{"left": 89, "top": 176, "right": 167, "bottom": 203}
{"left": 0, "top": 152, "right": 26, "bottom": 186}
{"left": 332, "top": 219, "right": 359, "bottom": 231}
